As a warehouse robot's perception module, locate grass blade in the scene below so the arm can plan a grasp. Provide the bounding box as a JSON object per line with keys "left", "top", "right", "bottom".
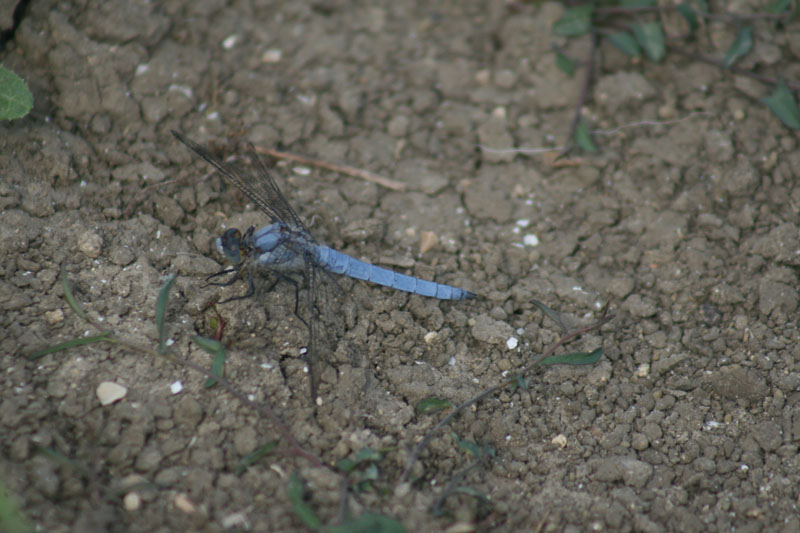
{"left": 28, "top": 332, "right": 115, "bottom": 360}
{"left": 415, "top": 397, "right": 454, "bottom": 415}
{"left": 235, "top": 441, "right": 279, "bottom": 475}
{"left": 531, "top": 299, "right": 568, "bottom": 332}
{"left": 35, "top": 446, "right": 91, "bottom": 475}
{"left": 155, "top": 275, "right": 176, "bottom": 354}
{"left": 287, "top": 472, "right": 322, "bottom": 530}
{"left": 541, "top": 347, "right": 604, "bottom": 366}
{"left": 60, "top": 264, "right": 87, "bottom": 322}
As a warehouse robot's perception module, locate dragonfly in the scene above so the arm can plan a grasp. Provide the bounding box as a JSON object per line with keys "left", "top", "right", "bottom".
{"left": 172, "top": 131, "right": 475, "bottom": 398}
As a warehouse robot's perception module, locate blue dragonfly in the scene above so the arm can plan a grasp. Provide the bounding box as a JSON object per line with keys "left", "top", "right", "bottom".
{"left": 172, "top": 131, "right": 475, "bottom": 398}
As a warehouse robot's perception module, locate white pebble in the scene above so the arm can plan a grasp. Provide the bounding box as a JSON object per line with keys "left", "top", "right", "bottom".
{"left": 174, "top": 493, "right": 196, "bottom": 513}
{"left": 523, "top": 234, "right": 539, "bottom": 247}
{"left": 96, "top": 381, "right": 127, "bottom": 406}
{"left": 222, "top": 34, "right": 239, "bottom": 49}
{"left": 123, "top": 492, "right": 141, "bottom": 511}
{"left": 261, "top": 48, "right": 282, "bottom": 63}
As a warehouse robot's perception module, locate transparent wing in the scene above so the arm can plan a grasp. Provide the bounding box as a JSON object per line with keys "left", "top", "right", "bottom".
{"left": 303, "top": 253, "right": 346, "bottom": 399}
{"left": 172, "top": 131, "right": 308, "bottom": 233}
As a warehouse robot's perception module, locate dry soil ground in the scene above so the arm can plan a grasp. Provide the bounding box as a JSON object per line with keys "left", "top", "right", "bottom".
{"left": 2, "top": 1, "right": 800, "bottom": 531}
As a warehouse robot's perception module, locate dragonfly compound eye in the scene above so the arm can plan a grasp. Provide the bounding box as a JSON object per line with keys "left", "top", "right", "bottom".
{"left": 218, "top": 228, "right": 243, "bottom": 263}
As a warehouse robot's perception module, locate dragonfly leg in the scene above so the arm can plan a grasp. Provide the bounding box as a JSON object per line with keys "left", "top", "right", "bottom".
{"left": 206, "top": 266, "right": 241, "bottom": 287}
{"left": 218, "top": 269, "right": 256, "bottom": 303}
{"left": 274, "top": 273, "right": 310, "bottom": 331}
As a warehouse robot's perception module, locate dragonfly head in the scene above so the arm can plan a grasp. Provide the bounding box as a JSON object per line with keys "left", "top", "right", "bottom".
{"left": 216, "top": 228, "right": 244, "bottom": 264}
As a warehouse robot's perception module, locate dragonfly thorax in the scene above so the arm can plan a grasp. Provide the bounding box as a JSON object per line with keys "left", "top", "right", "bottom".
{"left": 253, "top": 223, "right": 309, "bottom": 272}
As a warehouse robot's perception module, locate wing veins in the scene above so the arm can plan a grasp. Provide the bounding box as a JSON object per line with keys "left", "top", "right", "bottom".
{"left": 172, "top": 131, "right": 305, "bottom": 230}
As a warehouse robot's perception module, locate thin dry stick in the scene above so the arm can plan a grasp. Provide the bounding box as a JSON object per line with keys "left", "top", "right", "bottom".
{"left": 254, "top": 146, "right": 407, "bottom": 191}
{"left": 400, "top": 309, "right": 615, "bottom": 482}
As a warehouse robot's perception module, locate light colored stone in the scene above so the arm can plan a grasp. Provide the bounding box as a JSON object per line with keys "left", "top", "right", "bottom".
{"left": 96, "top": 381, "right": 127, "bottom": 406}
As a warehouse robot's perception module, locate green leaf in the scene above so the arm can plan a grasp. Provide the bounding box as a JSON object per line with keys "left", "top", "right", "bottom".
{"left": 451, "top": 432, "right": 481, "bottom": 457}
{"left": 762, "top": 79, "right": 800, "bottom": 130}
{"left": 192, "top": 336, "right": 226, "bottom": 388}
{"left": 553, "top": 4, "right": 594, "bottom": 37}
{"left": 541, "top": 347, "right": 604, "bottom": 366}
{"left": 415, "top": 396, "right": 453, "bottom": 415}
{"left": 329, "top": 513, "right": 405, "bottom": 533}
{"left": 632, "top": 22, "right": 665, "bottom": 62}
{"left": 235, "top": 441, "right": 279, "bottom": 475}
{"left": 607, "top": 32, "right": 641, "bottom": 57}
{"left": 353, "top": 447, "right": 383, "bottom": 463}
{"left": 573, "top": 119, "right": 599, "bottom": 154}
{"left": 693, "top": 0, "right": 709, "bottom": 11}
{"left": 0, "top": 476, "right": 33, "bottom": 533}
{"left": 192, "top": 335, "right": 224, "bottom": 354}
{"left": 765, "top": 0, "right": 792, "bottom": 14}
{"left": 555, "top": 50, "right": 576, "bottom": 76}
{"left": 676, "top": 4, "right": 699, "bottom": 33}
{"left": 723, "top": 26, "right": 753, "bottom": 68}
{"left": 337, "top": 458, "right": 357, "bottom": 473}
{"left": 155, "top": 275, "right": 176, "bottom": 353}
{"left": 287, "top": 472, "right": 322, "bottom": 530}
{"left": 361, "top": 463, "right": 380, "bottom": 482}
{"left": 531, "top": 299, "right": 567, "bottom": 331}
{"left": 29, "top": 332, "right": 115, "bottom": 360}
{"left": 0, "top": 66, "right": 33, "bottom": 121}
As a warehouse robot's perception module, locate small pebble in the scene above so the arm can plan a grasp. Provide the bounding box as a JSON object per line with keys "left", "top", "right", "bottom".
{"left": 96, "top": 381, "right": 127, "bottom": 406}
{"left": 78, "top": 231, "right": 103, "bottom": 258}
{"left": 174, "top": 493, "right": 196, "bottom": 513}
{"left": 123, "top": 492, "right": 141, "bottom": 511}
{"left": 419, "top": 231, "right": 438, "bottom": 254}
{"left": 261, "top": 48, "right": 282, "bottom": 63}
{"left": 222, "top": 34, "right": 239, "bottom": 49}
{"left": 523, "top": 234, "right": 539, "bottom": 247}
{"left": 44, "top": 309, "right": 64, "bottom": 325}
